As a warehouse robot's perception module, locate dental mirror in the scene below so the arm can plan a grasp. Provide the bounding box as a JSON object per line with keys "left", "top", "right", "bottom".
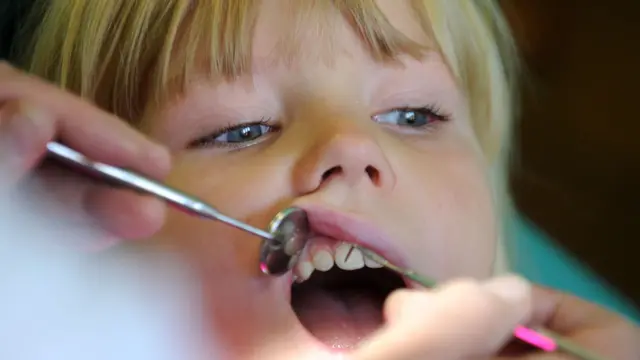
{"left": 260, "top": 207, "right": 310, "bottom": 276}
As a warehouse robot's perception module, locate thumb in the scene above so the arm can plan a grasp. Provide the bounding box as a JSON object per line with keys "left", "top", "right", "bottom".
{"left": 351, "top": 276, "right": 532, "bottom": 360}
{"left": 382, "top": 287, "right": 428, "bottom": 323}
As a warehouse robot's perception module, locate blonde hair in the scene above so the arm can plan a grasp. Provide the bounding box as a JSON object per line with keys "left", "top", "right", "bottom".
{"left": 19, "top": 0, "right": 518, "bottom": 272}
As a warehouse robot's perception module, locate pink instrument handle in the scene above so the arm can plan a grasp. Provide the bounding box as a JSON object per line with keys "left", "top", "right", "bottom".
{"left": 513, "top": 325, "right": 558, "bottom": 352}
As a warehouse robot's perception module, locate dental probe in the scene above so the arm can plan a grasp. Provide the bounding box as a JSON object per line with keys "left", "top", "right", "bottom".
{"left": 346, "top": 246, "right": 609, "bottom": 360}
{"left": 45, "top": 141, "right": 310, "bottom": 276}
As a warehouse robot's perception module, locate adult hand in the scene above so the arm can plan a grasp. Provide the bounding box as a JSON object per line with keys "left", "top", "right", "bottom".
{"left": 0, "top": 61, "right": 170, "bottom": 247}
{"left": 497, "top": 285, "right": 640, "bottom": 360}
{"left": 349, "top": 275, "right": 533, "bottom": 360}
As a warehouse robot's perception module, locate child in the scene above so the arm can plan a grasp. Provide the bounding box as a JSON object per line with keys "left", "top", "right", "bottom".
{"left": 1, "top": 0, "right": 637, "bottom": 359}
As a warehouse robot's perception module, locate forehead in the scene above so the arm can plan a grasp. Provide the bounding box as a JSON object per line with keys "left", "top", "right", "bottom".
{"left": 153, "top": 0, "right": 437, "bottom": 111}
{"left": 251, "top": 0, "right": 434, "bottom": 71}
{"left": 250, "top": 0, "right": 432, "bottom": 68}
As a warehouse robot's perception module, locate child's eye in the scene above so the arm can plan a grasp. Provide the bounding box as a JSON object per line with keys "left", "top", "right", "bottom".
{"left": 373, "top": 106, "right": 449, "bottom": 128}
{"left": 215, "top": 124, "right": 272, "bottom": 143}
{"left": 188, "top": 120, "right": 278, "bottom": 149}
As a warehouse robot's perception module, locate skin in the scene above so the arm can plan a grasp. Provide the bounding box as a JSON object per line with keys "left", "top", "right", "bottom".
{"left": 0, "top": 1, "right": 637, "bottom": 359}
{"left": 145, "top": 2, "right": 496, "bottom": 356}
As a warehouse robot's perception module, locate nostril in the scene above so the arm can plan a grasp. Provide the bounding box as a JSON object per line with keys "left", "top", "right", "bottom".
{"left": 321, "top": 166, "right": 342, "bottom": 182}
{"left": 318, "top": 165, "right": 382, "bottom": 187}
{"left": 365, "top": 165, "right": 380, "bottom": 185}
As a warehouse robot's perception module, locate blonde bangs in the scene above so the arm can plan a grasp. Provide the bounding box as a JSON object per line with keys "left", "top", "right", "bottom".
{"left": 22, "top": 0, "right": 428, "bottom": 122}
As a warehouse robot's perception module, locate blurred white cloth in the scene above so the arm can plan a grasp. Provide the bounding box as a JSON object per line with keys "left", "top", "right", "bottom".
{"left": 0, "top": 179, "right": 215, "bottom": 360}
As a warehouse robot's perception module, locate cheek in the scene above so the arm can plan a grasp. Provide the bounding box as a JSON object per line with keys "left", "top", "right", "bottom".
{"left": 168, "top": 154, "right": 291, "bottom": 215}
{"left": 152, "top": 153, "right": 296, "bottom": 279}
{"left": 394, "top": 148, "right": 496, "bottom": 278}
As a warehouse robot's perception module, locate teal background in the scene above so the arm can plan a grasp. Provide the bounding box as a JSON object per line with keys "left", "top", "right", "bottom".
{"left": 511, "top": 214, "right": 640, "bottom": 324}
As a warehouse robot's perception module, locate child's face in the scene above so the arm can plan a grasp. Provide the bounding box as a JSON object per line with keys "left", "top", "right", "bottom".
{"left": 145, "top": 1, "right": 496, "bottom": 358}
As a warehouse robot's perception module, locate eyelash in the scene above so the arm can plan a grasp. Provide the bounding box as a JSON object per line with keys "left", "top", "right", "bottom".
{"left": 387, "top": 105, "right": 451, "bottom": 125}
{"left": 188, "top": 104, "right": 450, "bottom": 149}
{"left": 188, "top": 118, "right": 278, "bottom": 149}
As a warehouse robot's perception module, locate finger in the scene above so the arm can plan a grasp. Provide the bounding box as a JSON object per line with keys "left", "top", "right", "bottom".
{"left": 12, "top": 166, "right": 121, "bottom": 250}
{"left": 430, "top": 277, "right": 532, "bottom": 356}
{"left": 527, "top": 286, "right": 613, "bottom": 332}
{"left": 20, "top": 164, "right": 164, "bottom": 247}
{"left": 0, "top": 63, "right": 170, "bottom": 179}
{"left": 352, "top": 276, "right": 532, "bottom": 360}
{"left": 501, "top": 285, "right": 639, "bottom": 360}
{"left": 84, "top": 187, "right": 166, "bottom": 239}
{"left": 351, "top": 289, "right": 437, "bottom": 360}
{"left": 382, "top": 288, "right": 419, "bottom": 323}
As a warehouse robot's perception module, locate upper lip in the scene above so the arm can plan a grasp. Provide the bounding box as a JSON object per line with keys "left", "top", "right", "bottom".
{"left": 293, "top": 202, "right": 407, "bottom": 271}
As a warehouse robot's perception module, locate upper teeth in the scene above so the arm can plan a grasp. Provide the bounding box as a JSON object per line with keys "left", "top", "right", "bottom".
{"left": 294, "top": 241, "right": 383, "bottom": 283}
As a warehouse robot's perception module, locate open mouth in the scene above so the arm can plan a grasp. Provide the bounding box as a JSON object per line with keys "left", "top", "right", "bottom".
{"left": 283, "top": 203, "right": 412, "bottom": 351}
{"left": 291, "top": 256, "right": 406, "bottom": 349}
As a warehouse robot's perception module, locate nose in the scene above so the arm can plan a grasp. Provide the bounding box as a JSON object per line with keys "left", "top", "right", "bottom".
{"left": 294, "top": 125, "right": 396, "bottom": 194}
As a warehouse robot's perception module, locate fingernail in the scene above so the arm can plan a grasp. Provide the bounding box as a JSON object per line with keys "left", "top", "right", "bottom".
{"left": 484, "top": 275, "right": 531, "bottom": 304}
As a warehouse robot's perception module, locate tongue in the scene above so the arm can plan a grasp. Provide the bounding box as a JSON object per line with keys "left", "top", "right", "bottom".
{"left": 292, "top": 287, "right": 385, "bottom": 350}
